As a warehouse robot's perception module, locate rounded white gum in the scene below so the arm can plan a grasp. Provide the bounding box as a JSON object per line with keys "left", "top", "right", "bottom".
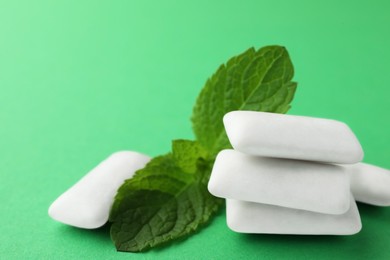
{"left": 226, "top": 194, "right": 361, "bottom": 235}
{"left": 208, "top": 150, "right": 351, "bottom": 215}
{"left": 348, "top": 162, "right": 390, "bottom": 206}
{"left": 223, "top": 111, "right": 364, "bottom": 164}
{"left": 48, "top": 151, "right": 151, "bottom": 229}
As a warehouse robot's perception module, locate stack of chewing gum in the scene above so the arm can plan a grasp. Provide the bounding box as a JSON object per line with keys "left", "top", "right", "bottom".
{"left": 209, "top": 111, "right": 390, "bottom": 235}
{"left": 48, "top": 110, "right": 390, "bottom": 233}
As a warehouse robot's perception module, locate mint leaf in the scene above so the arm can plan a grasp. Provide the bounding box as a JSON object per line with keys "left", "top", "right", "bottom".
{"left": 109, "top": 140, "right": 222, "bottom": 252}
{"left": 110, "top": 45, "right": 298, "bottom": 252}
{"left": 172, "top": 139, "right": 209, "bottom": 173}
{"left": 191, "top": 46, "right": 297, "bottom": 156}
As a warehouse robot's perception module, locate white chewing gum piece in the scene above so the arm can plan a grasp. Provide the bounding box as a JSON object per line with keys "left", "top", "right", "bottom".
{"left": 208, "top": 150, "right": 350, "bottom": 214}
{"left": 226, "top": 194, "right": 362, "bottom": 235}
{"left": 223, "top": 111, "right": 364, "bottom": 164}
{"left": 348, "top": 162, "right": 390, "bottom": 206}
{"left": 48, "top": 151, "right": 151, "bottom": 229}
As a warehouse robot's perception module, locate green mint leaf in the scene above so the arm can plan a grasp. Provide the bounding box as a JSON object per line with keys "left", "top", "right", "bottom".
{"left": 172, "top": 139, "right": 209, "bottom": 173}
{"left": 191, "top": 45, "right": 297, "bottom": 156}
{"left": 109, "top": 140, "right": 222, "bottom": 252}
{"left": 110, "top": 45, "right": 298, "bottom": 252}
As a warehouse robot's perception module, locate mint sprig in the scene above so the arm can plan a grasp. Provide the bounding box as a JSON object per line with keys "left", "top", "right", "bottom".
{"left": 109, "top": 45, "right": 297, "bottom": 252}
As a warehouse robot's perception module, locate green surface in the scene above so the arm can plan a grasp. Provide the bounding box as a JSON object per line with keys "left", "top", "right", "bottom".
{"left": 1, "top": 1, "right": 390, "bottom": 259}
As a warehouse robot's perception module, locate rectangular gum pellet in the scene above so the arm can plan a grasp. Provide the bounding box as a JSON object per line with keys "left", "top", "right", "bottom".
{"left": 226, "top": 195, "right": 361, "bottom": 235}
{"left": 223, "top": 111, "right": 364, "bottom": 164}
{"left": 48, "top": 151, "right": 151, "bottom": 229}
{"left": 208, "top": 150, "right": 350, "bottom": 215}
{"left": 348, "top": 162, "right": 390, "bottom": 206}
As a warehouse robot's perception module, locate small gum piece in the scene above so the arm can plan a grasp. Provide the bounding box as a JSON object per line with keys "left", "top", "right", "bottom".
{"left": 208, "top": 150, "right": 350, "bottom": 215}
{"left": 348, "top": 162, "right": 390, "bottom": 206}
{"left": 226, "top": 194, "right": 361, "bottom": 235}
{"left": 223, "top": 111, "right": 364, "bottom": 164}
{"left": 48, "top": 151, "right": 150, "bottom": 229}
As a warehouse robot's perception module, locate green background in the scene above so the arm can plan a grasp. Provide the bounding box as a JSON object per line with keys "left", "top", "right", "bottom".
{"left": 1, "top": 0, "right": 390, "bottom": 259}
